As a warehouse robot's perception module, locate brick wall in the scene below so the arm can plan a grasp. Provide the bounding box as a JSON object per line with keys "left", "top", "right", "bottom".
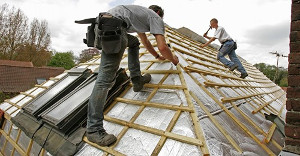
{"left": 285, "top": 0, "right": 300, "bottom": 154}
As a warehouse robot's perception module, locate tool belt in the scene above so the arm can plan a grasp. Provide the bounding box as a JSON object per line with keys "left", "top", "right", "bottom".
{"left": 98, "top": 13, "right": 127, "bottom": 54}
{"left": 74, "top": 13, "right": 127, "bottom": 51}
{"left": 221, "top": 39, "right": 237, "bottom": 50}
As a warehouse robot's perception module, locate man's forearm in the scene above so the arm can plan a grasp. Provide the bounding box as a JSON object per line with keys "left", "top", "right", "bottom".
{"left": 204, "top": 35, "right": 212, "bottom": 40}
{"left": 159, "top": 45, "right": 174, "bottom": 60}
{"left": 138, "top": 33, "right": 159, "bottom": 58}
{"left": 144, "top": 41, "right": 159, "bottom": 57}
{"left": 202, "top": 37, "right": 215, "bottom": 47}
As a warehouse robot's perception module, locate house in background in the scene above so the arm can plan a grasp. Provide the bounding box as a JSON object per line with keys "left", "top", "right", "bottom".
{"left": 0, "top": 60, "right": 64, "bottom": 102}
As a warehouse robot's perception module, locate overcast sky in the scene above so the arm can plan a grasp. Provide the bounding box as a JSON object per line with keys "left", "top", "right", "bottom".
{"left": 2, "top": 0, "right": 291, "bottom": 68}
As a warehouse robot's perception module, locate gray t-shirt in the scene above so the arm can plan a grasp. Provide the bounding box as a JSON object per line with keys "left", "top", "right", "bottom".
{"left": 214, "top": 26, "right": 232, "bottom": 43}
{"left": 107, "top": 5, "right": 165, "bottom": 34}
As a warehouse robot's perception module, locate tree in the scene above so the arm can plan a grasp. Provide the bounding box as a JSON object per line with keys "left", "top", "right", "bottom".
{"left": 0, "top": 3, "right": 28, "bottom": 60}
{"left": 254, "top": 63, "right": 287, "bottom": 87}
{"left": 78, "top": 48, "right": 100, "bottom": 63}
{"left": 48, "top": 52, "right": 75, "bottom": 70}
{"left": 0, "top": 4, "right": 52, "bottom": 66}
{"left": 16, "top": 18, "right": 52, "bottom": 66}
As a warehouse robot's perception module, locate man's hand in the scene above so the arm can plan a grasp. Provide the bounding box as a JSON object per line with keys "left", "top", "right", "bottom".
{"left": 203, "top": 32, "right": 208, "bottom": 38}
{"left": 200, "top": 45, "right": 205, "bottom": 48}
{"left": 172, "top": 55, "right": 179, "bottom": 65}
{"left": 157, "top": 55, "right": 166, "bottom": 60}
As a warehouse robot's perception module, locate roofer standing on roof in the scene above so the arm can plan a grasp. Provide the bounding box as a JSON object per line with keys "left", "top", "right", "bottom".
{"left": 200, "top": 18, "right": 248, "bottom": 79}
{"left": 86, "top": 5, "right": 179, "bottom": 147}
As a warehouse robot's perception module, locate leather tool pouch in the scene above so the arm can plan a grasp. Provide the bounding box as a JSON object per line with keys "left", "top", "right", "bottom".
{"left": 85, "top": 23, "right": 96, "bottom": 47}
{"left": 98, "top": 16, "right": 123, "bottom": 54}
{"left": 74, "top": 18, "right": 102, "bottom": 49}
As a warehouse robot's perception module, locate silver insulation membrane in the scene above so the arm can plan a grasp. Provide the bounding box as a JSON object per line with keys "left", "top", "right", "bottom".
{"left": 0, "top": 31, "right": 286, "bottom": 156}
{"left": 73, "top": 55, "right": 204, "bottom": 155}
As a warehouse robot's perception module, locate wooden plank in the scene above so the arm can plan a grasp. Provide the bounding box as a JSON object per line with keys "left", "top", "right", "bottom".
{"left": 4, "top": 100, "right": 21, "bottom": 109}
{"left": 187, "top": 58, "right": 227, "bottom": 72}
{"left": 104, "top": 115, "right": 203, "bottom": 146}
{"left": 151, "top": 104, "right": 183, "bottom": 155}
{"left": 186, "top": 71, "right": 276, "bottom": 155}
{"left": 0, "top": 129, "right": 26, "bottom": 156}
{"left": 173, "top": 46, "right": 222, "bottom": 66}
{"left": 26, "top": 140, "right": 33, "bottom": 155}
{"left": 190, "top": 92, "right": 243, "bottom": 153}
{"left": 20, "top": 92, "right": 35, "bottom": 98}
{"left": 177, "top": 65, "right": 210, "bottom": 155}
{"left": 164, "top": 131, "right": 202, "bottom": 145}
{"left": 222, "top": 88, "right": 282, "bottom": 103}
{"left": 264, "top": 124, "right": 277, "bottom": 143}
{"left": 83, "top": 137, "right": 126, "bottom": 156}
{"left": 49, "top": 77, "right": 60, "bottom": 81}
{"left": 142, "top": 83, "right": 187, "bottom": 90}
{"left": 252, "top": 92, "right": 285, "bottom": 114}
{"left": 221, "top": 79, "right": 282, "bottom": 150}
{"left": 115, "top": 97, "right": 194, "bottom": 112}
{"left": 185, "top": 66, "right": 271, "bottom": 83}
{"left": 204, "top": 80, "right": 275, "bottom": 88}
{"left": 34, "top": 84, "right": 48, "bottom": 89}
{"left": 141, "top": 70, "right": 180, "bottom": 74}
{"left": 102, "top": 64, "right": 166, "bottom": 156}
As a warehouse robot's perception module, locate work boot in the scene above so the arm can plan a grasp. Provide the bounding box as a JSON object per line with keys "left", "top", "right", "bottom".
{"left": 131, "top": 73, "right": 151, "bottom": 92}
{"left": 229, "top": 64, "right": 238, "bottom": 71}
{"left": 86, "top": 130, "right": 117, "bottom": 146}
{"left": 240, "top": 73, "right": 248, "bottom": 79}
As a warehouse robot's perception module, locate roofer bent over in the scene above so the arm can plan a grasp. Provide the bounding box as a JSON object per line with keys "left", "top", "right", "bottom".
{"left": 86, "top": 5, "right": 179, "bottom": 147}
{"left": 200, "top": 18, "right": 248, "bottom": 79}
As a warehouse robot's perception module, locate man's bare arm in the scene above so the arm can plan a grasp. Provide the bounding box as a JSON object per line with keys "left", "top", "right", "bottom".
{"left": 138, "top": 33, "right": 164, "bottom": 60}
{"left": 154, "top": 34, "right": 178, "bottom": 65}
{"left": 200, "top": 37, "right": 216, "bottom": 48}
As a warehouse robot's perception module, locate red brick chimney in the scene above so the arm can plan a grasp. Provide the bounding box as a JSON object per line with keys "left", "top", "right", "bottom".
{"left": 285, "top": 0, "right": 300, "bottom": 154}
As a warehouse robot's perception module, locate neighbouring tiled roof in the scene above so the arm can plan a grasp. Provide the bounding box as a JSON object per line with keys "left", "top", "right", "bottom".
{"left": 0, "top": 60, "right": 34, "bottom": 67}
{"left": 0, "top": 64, "right": 64, "bottom": 93}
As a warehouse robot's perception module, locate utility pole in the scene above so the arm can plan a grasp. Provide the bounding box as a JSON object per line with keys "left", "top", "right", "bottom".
{"left": 269, "top": 51, "right": 288, "bottom": 82}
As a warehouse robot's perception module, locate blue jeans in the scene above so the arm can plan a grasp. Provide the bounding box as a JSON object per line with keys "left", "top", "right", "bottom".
{"left": 217, "top": 40, "right": 247, "bottom": 74}
{"left": 87, "top": 28, "right": 141, "bottom": 133}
